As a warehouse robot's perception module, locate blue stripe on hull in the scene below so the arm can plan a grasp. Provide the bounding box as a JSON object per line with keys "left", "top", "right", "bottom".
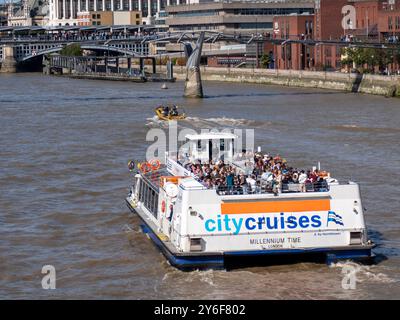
{"left": 224, "top": 247, "right": 373, "bottom": 258}
{"left": 141, "top": 222, "right": 372, "bottom": 269}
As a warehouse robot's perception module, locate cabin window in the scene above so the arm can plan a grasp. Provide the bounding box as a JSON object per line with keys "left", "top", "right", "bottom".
{"left": 220, "top": 139, "right": 225, "bottom": 151}
{"left": 137, "top": 178, "right": 159, "bottom": 219}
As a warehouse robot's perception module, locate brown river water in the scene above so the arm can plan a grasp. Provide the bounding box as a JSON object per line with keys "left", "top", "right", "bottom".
{"left": 0, "top": 73, "right": 399, "bottom": 299}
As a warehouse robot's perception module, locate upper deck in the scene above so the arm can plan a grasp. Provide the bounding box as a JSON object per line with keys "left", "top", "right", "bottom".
{"left": 162, "top": 132, "right": 339, "bottom": 195}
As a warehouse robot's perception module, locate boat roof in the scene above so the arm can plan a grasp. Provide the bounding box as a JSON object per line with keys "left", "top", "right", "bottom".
{"left": 185, "top": 132, "right": 238, "bottom": 141}
{"left": 179, "top": 177, "right": 204, "bottom": 190}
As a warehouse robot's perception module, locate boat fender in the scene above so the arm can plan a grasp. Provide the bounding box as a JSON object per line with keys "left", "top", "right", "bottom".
{"left": 128, "top": 160, "right": 135, "bottom": 171}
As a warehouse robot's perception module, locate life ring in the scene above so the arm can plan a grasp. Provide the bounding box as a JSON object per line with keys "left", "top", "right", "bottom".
{"left": 149, "top": 159, "right": 161, "bottom": 171}
{"left": 318, "top": 171, "right": 329, "bottom": 177}
{"left": 139, "top": 162, "right": 151, "bottom": 173}
{"left": 292, "top": 172, "right": 299, "bottom": 180}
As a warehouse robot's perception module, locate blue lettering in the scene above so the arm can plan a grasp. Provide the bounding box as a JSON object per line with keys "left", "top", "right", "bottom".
{"left": 217, "top": 214, "right": 222, "bottom": 231}
{"left": 311, "top": 215, "right": 322, "bottom": 228}
{"left": 232, "top": 218, "right": 243, "bottom": 235}
{"left": 286, "top": 216, "right": 297, "bottom": 229}
{"left": 280, "top": 213, "right": 285, "bottom": 229}
{"left": 299, "top": 216, "right": 310, "bottom": 228}
{"left": 257, "top": 217, "right": 265, "bottom": 230}
{"left": 245, "top": 217, "right": 257, "bottom": 230}
{"left": 205, "top": 219, "right": 216, "bottom": 232}
{"left": 266, "top": 217, "right": 278, "bottom": 229}
{"left": 223, "top": 215, "right": 231, "bottom": 231}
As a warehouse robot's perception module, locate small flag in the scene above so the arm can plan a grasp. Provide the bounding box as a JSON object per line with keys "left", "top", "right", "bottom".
{"left": 327, "top": 210, "right": 344, "bottom": 226}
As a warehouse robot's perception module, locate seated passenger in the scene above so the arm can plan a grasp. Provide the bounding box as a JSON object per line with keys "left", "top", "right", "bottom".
{"left": 170, "top": 105, "right": 179, "bottom": 116}
{"left": 163, "top": 106, "right": 169, "bottom": 116}
{"left": 315, "top": 176, "right": 329, "bottom": 192}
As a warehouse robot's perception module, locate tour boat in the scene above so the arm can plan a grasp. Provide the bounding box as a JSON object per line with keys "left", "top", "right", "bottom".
{"left": 126, "top": 132, "right": 375, "bottom": 269}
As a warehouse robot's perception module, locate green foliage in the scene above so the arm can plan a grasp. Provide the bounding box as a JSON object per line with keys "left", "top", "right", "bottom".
{"left": 260, "top": 54, "right": 271, "bottom": 68}
{"left": 60, "top": 44, "right": 83, "bottom": 57}
{"left": 343, "top": 47, "right": 397, "bottom": 73}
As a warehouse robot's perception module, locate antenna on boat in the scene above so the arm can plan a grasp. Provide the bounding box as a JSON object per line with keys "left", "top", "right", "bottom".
{"left": 318, "top": 161, "right": 321, "bottom": 171}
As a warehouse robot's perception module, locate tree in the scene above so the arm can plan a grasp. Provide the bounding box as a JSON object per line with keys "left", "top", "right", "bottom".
{"left": 260, "top": 54, "right": 271, "bottom": 68}
{"left": 60, "top": 44, "right": 83, "bottom": 57}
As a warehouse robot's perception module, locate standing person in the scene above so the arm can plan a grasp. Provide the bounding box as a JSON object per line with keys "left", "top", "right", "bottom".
{"left": 226, "top": 171, "right": 234, "bottom": 194}
{"left": 273, "top": 170, "right": 282, "bottom": 195}
{"left": 298, "top": 170, "right": 308, "bottom": 192}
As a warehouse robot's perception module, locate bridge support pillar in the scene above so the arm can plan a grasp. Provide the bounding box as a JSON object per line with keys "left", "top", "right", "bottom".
{"left": 184, "top": 32, "right": 205, "bottom": 98}
{"left": 152, "top": 57, "right": 156, "bottom": 74}
{"left": 0, "top": 45, "right": 17, "bottom": 73}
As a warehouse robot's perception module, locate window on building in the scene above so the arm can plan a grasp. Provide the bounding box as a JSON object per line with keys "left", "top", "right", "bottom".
{"left": 325, "top": 47, "right": 332, "bottom": 57}
{"left": 396, "top": 16, "right": 400, "bottom": 29}
{"left": 92, "top": 14, "right": 96, "bottom": 19}
{"left": 388, "top": 16, "right": 393, "bottom": 30}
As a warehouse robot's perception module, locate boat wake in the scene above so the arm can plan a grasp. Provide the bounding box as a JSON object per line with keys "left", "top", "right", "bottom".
{"left": 330, "top": 261, "right": 398, "bottom": 284}
{"left": 162, "top": 268, "right": 217, "bottom": 287}
{"left": 184, "top": 116, "right": 260, "bottom": 129}
{"left": 326, "top": 124, "right": 400, "bottom": 134}
{"left": 145, "top": 116, "right": 170, "bottom": 128}
{"left": 145, "top": 115, "right": 261, "bottom": 131}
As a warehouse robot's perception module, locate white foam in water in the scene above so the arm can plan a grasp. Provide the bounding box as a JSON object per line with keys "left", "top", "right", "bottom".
{"left": 180, "top": 269, "right": 216, "bottom": 286}
{"left": 206, "top": 117, "right": 255, "bottom": 127}
{"left": 145, "top": 116, "right": 169, "bottom": 128}
{"left": 330, "top": 261, "right": 397, "bottom": 284}
{"left": 184, "top": 116, "right": 255, "bottom": 129}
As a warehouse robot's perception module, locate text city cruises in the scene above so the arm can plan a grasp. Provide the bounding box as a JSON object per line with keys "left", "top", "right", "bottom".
{"left": 126, "top": 132, "right": 375, "bottom": 269}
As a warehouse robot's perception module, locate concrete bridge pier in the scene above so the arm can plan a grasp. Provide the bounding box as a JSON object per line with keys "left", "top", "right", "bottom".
{"left": 184, "top": 32, "right": 205, "bottom": 98}
{"left": 0, "top": 45, "right": 17, "bottom": 73}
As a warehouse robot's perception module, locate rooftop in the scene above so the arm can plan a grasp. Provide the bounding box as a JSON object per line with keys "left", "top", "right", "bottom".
{"left": 185, "top": 132, "right": 238, "bottom": 141}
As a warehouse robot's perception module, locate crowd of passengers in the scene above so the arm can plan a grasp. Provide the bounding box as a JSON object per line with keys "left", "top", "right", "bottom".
{"left": 182, "top": 152, "right": 329, "bottom": 195}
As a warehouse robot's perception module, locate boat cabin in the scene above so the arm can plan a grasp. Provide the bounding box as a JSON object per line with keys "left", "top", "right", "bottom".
{"left": 183, "top": 132, "right": 237, "bottom": 163}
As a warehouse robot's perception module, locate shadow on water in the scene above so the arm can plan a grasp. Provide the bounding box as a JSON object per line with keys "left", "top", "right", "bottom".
{"left": 224, "top": 253, "right": 328, "bottom": 271}
{"left": 351, "top": 73, "right": 364, "bottom": 93}
{"left": 368, "top": 229, "right": 391, "bottom": 264}
{"left": 0, "top": 90, "right": 345, "bottom": 104}
{"left": 203, "top": 91, "right": 343, "bottom": 99}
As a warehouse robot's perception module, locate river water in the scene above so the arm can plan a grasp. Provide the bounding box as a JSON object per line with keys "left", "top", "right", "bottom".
{"left": 0, "top": 73, "right": 399, "bottom": 299}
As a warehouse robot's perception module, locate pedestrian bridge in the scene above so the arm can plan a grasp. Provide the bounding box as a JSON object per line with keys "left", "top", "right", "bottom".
{"left": 0, "top": 39, "right": 150, "bottom": 63}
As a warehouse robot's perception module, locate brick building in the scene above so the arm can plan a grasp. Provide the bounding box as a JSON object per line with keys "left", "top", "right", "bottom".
{"left": 377, "top": 0, "right": 400, "bottom": 40}
{"left": 349, "top": 0, "right": 400, "bottom": 40}
{"left": 273, "top": 0, "right": 348, "bottom": 71}
{"left": 273, "top": 14, "right": 315, "bottom": 70}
